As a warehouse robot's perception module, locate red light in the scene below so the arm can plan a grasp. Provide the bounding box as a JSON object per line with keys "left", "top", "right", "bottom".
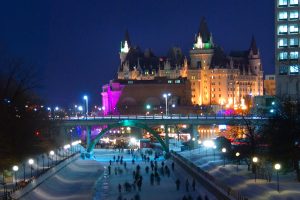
{"left": 35, "top": 131, "right": 40, "bottom": 136}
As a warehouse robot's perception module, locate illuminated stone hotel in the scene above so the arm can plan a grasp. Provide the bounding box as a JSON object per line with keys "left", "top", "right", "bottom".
{"left": 102, "top": 18, "right": 264, "bottom": 114}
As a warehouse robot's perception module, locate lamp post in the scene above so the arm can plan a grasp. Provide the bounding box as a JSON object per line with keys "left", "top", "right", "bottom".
{"left": 222, "top": 147, "right": 227, "bottom": 167}
{"left": 28, "top": 159, "right": 34, "bottom": 178}
{"left": 50, "top": 151, "right": 55, "bottom": 167}
{"left": 64, "top": 144, "right": 71, "bottom": 158}
{"left": 12, "top": 165, "right": 19, "bottom": 185}
{"left": 274, "top": 163, "right": 281, "bottom": 192}
{"left": 213, "top": 145, "right": 216, "bottom": 161}
{"left": 235, "top": 152, "right": 240, "bottom": 172}
{"left": 163, "top": 93, "right": 171, "bottom": 116}
{"left": 252, "top": 156, "right": 258, "bottom": 182}
{"left": 36, "top": 157, "right": 39, "bottom": 177}
{"left": 22, "top": 163, "right": 25, "bottom": 182}
{"left": 42, "top": 154, "right": 45, "bottom": 172}
{"left": 83, "top": 95, "right": 88, "bottom": 118}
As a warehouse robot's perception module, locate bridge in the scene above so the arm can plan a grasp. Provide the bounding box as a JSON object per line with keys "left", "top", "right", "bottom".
{"left": 56, "top": 114, "right": 269, "bottom": 158}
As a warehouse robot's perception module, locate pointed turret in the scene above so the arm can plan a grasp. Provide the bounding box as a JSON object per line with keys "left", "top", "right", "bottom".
{"left": 121, "top": 30, "right": 131, "bottom": 53}
{"left": 197, "top": 17, "right": 211, "bottom": 43}
{"left": 124, "top": 30, "right": 131, "bottom": 47}
{"left": 193, "top": 17, "right": 213, "bottom": 49}
{"left": 248, "top": 35, "right": 262, "bottom": 75}
{"left": 249, "top": 35, "right": 258, "bottom": 55}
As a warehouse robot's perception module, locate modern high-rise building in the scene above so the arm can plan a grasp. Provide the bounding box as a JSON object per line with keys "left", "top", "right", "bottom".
{"left": 275, "top": 0, "right": 300, "bottom": 100}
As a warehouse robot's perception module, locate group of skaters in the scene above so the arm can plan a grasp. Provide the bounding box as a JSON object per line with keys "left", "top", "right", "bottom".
{"left": 108, "top": 149, "right": 211, "bottom": 200}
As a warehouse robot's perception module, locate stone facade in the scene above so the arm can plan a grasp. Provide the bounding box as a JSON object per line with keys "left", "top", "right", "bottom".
{"left": 111, "top": 18, "right": 264, "bottom": 112}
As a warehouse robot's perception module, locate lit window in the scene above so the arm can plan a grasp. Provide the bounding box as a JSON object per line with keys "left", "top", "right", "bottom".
{"left": 278, "top": 38, "right": 288, "bottom": 47}
{"left": 175, "top": 80, "right": 180, "bottom": 84}
{"left": 290, "top": 38, "right": 299, "bottom": 47}
{"left": 168, "top": 80, "right": 173, "bottom": 84}
{"left": 279, "top": 52, "right": 288, "bottom": 60}
{"left": 290, "top": 0, "right": 299, "bottom": 6}
{"left": 289, "top": 24, "right": 299, "bottom": 33}
{"left": 290, "top": 51, "right": 299, "bottom": 59}
{"left": 290, "top": 11, "right": 299, "bottom": 19}
{"left": 290, "top": 65, "right": 299, "bottom": 74}
{"left": 278, "top": 11, "right": 288, "bottom": 20}
{"left": 278, "top": 25, "right": 288, "bottom": 34}
{"left": 278, "top": 0, "right": 288, "bottom": 6}
{"left": 279, "top": 66, "right": 289, "bottom": 75}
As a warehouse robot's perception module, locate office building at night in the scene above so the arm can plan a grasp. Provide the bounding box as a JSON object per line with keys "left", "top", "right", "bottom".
{"left": 275, "top": 0, "right": 300, "bottom": 100}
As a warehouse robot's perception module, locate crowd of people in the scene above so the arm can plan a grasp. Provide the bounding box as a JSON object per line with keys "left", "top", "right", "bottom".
{"left": 105, "top": 148, "right": 211, "bottom": 200}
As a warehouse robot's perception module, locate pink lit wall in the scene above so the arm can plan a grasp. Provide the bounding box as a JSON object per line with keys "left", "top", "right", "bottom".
{"left": 101, "top": 82, "right": 124, "bottom": 115}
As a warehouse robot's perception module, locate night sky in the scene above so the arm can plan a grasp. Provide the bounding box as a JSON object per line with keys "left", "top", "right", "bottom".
{"left": 0, "top": 0, "right": 275, "bottom": 106}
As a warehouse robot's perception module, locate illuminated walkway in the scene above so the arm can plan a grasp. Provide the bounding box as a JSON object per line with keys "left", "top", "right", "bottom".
{"left": 18, "top": 149, "right": 217, "bottom": 200}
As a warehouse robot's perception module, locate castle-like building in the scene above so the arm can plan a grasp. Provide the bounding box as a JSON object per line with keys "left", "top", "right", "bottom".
{"left": 115, "top": 18, "right": 263, "bottom": 111}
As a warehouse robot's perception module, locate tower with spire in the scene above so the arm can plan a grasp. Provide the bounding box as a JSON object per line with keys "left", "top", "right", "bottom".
{"left": 120, "top": 30, "right": 131, "bottom": 64}
{"left": 111, "top": 18, "right": 264, "bottom": 111}
{"left": 188, "top": 17, "right": 215, "bottom": 105}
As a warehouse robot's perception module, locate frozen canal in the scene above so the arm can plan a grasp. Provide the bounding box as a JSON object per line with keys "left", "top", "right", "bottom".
{"left": 20, "top": 149, "right": 216, "bottom": 200}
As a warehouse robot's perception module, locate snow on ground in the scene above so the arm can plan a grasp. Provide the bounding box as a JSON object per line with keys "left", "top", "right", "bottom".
{"left": 180, "top": 148, "right": 300, "bottom": 200}
{"left": 21, "top": 159, "right": 103, "bottom": 200}
{"left": 93, "top": 149, "right": 217, "bottom": 200}
{"left": 18, "top": 148, "right": 217, "bottom": 200}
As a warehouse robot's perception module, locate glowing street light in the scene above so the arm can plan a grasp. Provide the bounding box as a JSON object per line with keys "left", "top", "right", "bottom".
{"left": 274, "top": 163, "right": 281, "bottom": 192}
{"left": 222, "top": 148, "right": 227, "bottom": 167}
{"left": 163, "top": 93, "right": 171, "bottom": 116}
{"left": 83, "top": 95, "right": 88, "bottom": 118}
{"left": 49, "top": 150, "right": 55, "bottom": 167}
{"left": 146, "top": 104, "right": 151, "bottom": 110}
{"left": 28, "top": 159, "right": 34, "bottom": 178}
{"left": 252, "top": 156, "right": 259, "bottom": 182}
{"left": 235, "top": 152, "right": 240, "bottom": 172}
{"left": 12, "top": 165, "right": 19, "bottom": 184}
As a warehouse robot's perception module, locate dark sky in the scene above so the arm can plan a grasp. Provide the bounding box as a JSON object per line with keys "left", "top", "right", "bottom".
{"left": 0, "top": 0, "right": 274, "bottom": 106}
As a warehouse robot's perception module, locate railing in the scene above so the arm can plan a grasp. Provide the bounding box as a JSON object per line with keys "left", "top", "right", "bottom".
{"left": 9, "top": 152, "right": 80, "bottom": 200}
{"left": 54, "top": 114, "right": 269, "bottom": 121}
{"left": 171, "top": 151, "right": 248, "bottom": 200}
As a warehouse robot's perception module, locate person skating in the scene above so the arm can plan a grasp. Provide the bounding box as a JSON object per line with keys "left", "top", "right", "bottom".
{"left": 175, "top": 178, "right": 180, "bottom": 191}
{"left": 185, "top": 178, "right": 189, "bottom": 192}
{"left": 108, "top": 165, "right": 111, "bottom": 175}
{"left": 145, "top": 166, "right": 149, "bottom": 174}
{"left": 150, "top": 173, "right": 154, "bottom": 186}
{"left": 171, "top": 162, "right": 175, "bottom": 171}
{"left": 192, "top": 178, "right": 196, "bottom": 191}
{"left": 118, "top": 183, "right": 122, "bottom": 193}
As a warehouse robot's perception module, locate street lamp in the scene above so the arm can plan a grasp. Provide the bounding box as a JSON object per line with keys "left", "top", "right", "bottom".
{"left": 163, "top": 93, "right": 171, "bottom": 116}
{"left": 252, "top": 156, "right": 259, "bottom": 182}
{"left": 28, "top": 159, "right": 34, "bottom": 178}
{"left": 12, "top": 165, "right": 19, "bottom": 184}
{"left": 274, "top": 163, "right": 281, "bottom": 192}
{"left": 42, "top": 154, "right": 45, "bottom": 172}
{"left": 221, "top": 148, "right": 227, "bottom": 167}
{"left": 213, "top": 145, "right": 216, "bottom": 161}
{"left": 50, "top": 151, "right": 55, "bottom": 167}
{"left": 235, "top": 152, "right": 240, "bottom": 172}
{"left": 22, "top": 163, "right": 25, "bottom": 182}
{"left": 83, "top": 95, "right": 88, "bottom": 118}
{"left": 64, "top": 144, "right": 71, "bottom": 157}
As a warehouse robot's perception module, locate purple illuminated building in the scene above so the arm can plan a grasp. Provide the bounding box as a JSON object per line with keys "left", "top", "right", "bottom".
{"left": 101, "top": 82, "right": 124, "bottom": 115}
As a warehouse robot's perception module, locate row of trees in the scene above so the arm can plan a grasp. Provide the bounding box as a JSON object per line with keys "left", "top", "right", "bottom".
{"left": 0, "top": 49, "right": 57, "bottom": 170}
{"left": 225, "top": 100, "right": 300, "bottom": 181}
